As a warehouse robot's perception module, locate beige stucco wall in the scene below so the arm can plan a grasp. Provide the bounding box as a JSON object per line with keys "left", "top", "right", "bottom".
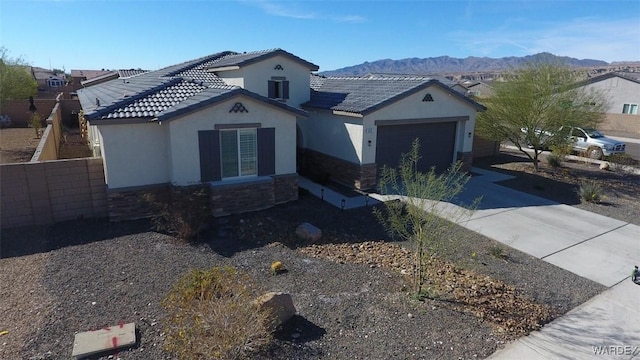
{"left": 299, "top": 109, "right": 364, "bottom": 164}
{"left": 168, "top": 95, "right": 297, "bottom": 185}
{"left": 581, "top": 76, "right": 640, "bottom": 114}
{"left": 363, "top": 85, "right": 477, "bottom": 164}
{"left": 215, "top": 54, "right": 312, "bottom": 108}
{"left": 98, "top": 122, "right": 170, "bottom": 189}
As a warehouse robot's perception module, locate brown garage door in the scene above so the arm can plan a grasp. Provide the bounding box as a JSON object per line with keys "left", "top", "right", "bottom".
{"left": 376, "top": 121, "right": 457, "bottom": 173}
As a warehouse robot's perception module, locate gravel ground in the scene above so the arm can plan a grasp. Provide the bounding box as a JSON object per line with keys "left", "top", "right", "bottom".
{"left": 1, "top": 188, "right": 607, "bottom": 360}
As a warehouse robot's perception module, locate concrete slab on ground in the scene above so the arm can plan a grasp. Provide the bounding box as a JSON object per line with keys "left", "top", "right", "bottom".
{"left": 71, "top": 322, "right": 136, "bottom": 359}
{"left": 489, "top": 281, "right": 640, "bottom": 359}
{"left": 543, "top": 224, "right": 640, "bottom": 287}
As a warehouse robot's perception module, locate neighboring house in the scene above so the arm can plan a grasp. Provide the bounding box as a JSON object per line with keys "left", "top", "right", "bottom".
{"left": 579, "top": 72, "right": 640, "bottom": 115}
{"left": 77, "top": 49, "right": 485, "bottom": 221}
{"left": 70, "top": 69, "right": 115, "bottom": 88}
{"left": 576, "top": 72, "right": 640, "bottom": 136}
{"left": 32, "top": 66, "right": 67, "bottom": 90}
{"left": 71, "top": 69, "right": 149, "bottom": 88}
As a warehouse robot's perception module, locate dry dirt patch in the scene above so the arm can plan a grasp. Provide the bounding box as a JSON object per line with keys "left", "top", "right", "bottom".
{"left": 0, "top": 128, "right": 40, "bottom": 164}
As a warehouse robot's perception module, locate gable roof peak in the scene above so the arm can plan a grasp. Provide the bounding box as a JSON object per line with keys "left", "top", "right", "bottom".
{"left": 206, "top": 48, "right": 319, "bottom": 71}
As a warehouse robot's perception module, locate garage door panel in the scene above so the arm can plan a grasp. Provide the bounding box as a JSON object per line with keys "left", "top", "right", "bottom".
{"left": 376, "top": 121, "right": 456, "bottom": 173}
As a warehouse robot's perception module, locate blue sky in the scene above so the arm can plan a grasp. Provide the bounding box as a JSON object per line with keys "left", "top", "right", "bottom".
{"left": 1, "top": 0, "right": 639, "bottom": 72}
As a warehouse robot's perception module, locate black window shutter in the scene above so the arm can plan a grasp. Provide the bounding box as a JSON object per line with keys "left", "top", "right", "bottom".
{"left": 267, "top": 80, "right": 275, "bottom": 98}
{"left": 283, "top": 81, "right": 290, "bottom": 99}
{"left": 198, "top": 130, "right": 221, "bottom": 182}
{"left": 257, "top": 127, "right": 275, "bottom": 176}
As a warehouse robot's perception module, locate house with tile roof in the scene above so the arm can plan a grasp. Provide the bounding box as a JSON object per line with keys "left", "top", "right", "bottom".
{"left": 71, "top": 69, "right": 150, "bottom": 88}
{"left": 77, "top": 49, "right": 485, "bottom": 220}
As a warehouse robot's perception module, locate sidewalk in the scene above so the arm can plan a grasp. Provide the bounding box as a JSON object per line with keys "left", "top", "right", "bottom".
{"left": 299, "top": 170, "right": 640, "bottom": 359}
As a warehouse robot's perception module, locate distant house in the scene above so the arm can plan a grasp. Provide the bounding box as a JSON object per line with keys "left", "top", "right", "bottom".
{"left": 464, "top": 81, "right": 494, "bottom": 98}
{"left": 77, "top": 49, "right": 485, "bottom": 221}
{"left": 31, "top": 67, "right": 66, "bottom": 91}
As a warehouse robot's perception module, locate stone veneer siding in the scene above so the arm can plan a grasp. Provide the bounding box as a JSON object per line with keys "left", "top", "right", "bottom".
{"left": 210, "top": 174, "right": 298, "bottom": 217}
{"left": 107, "top": 175, "right": 299, "bottom": 221}
{"left": 273, "top": 174, "right": 298, "bottom": 204}
{"left": 456, "top": 151, "right": 473, "bottom": 172}
{"left": 299, "top": 149, "right": 377, "bottom": 190}
{"left": 107, "top": 184, "right": 170, "bottom": 222}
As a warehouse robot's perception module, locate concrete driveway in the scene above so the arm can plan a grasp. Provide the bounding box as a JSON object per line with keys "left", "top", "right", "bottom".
{"left": 454, "top": 168, "right": 640, "bottom": 359}
{"left": 301, "top": 167, "right": 640, "bottom": 359}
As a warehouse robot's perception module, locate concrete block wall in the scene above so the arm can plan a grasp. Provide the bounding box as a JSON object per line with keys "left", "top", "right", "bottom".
{"left": 600, "top": 113, "right": 640, "bottom": 136}
{"left": 472, "top": 136, "right": 500, "bottom": 158}
{"left": 0, "top": 99, "right": 57, "bottom": 127}
{"left": 32, "top": 101, "right": 63, "bottom": 162}
{"left": 0, "top": 158, "right": 107, "bottom": 229}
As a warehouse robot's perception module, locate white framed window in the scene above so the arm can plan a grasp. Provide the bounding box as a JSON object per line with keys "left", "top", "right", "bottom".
{"left": 48, "top": 79, "right": 63, "bottom": 87}
{"left": 622, "top": 104, "right": 638, "bottom": 115}
{"left": 220, "top": 128, "right": 257, "bottom": 178}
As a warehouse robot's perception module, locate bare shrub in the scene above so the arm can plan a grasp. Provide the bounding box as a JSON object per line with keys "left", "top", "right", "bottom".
{"left": 145, "top": 184, "right": 211, "bottom": 242}
{"left": 162, "top": 267, "right": 271, "bottom": 360}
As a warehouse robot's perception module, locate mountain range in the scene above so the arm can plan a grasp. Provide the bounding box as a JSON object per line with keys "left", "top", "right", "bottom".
{"left": 321, "top": 52, "right": 612, "bottom": 76}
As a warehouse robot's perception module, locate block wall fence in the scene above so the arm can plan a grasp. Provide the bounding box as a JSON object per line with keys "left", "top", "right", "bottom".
{"left": 1, "top": 158, "right": 108, "bottom": 229}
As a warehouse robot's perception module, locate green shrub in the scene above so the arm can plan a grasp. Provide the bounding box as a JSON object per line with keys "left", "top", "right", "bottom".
{"left": 488, "top": 244, "right": 508, "bottom": 260}
{"left": 162, "top": 267, "right": 271, "bottom": 360}
{"left": 549, "top": 143, "right": 572, "bottom": 157}
{"left": 546, "top": 153, "right": 562, "bottom": 168}
{"left": 145, "top": 184, "right": 211, "bottom": 242}
{"left": 578, "top": 180, "right": 604, "bottom": 203}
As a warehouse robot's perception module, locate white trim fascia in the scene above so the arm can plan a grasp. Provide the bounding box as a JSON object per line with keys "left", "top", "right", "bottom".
{"left": 332, "top": 110, "right": 363, "bottom": 118}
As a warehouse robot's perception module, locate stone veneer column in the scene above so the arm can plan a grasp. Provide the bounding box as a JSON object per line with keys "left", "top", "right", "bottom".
{"left": 300, "top": 149, "right": 376, "bottom": 190}
{"left": 273, "top": 174, "right": 298, "bottom": 204}
{"left": 456, "top": 151, "right": 473, "bottom": 172}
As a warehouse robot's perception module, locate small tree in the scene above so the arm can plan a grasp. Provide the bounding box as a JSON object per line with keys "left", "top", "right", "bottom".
{"left": 29, "top": 112, "right": 42, "bottom": 138}
{"left": 476, "top": 63, "right": 608, "bottom": 171}
{"left": 374, "top": 139, "right": 479, "bottom": 298}
{"left": 0, "top": 47, "right": 37, "bottom": 101}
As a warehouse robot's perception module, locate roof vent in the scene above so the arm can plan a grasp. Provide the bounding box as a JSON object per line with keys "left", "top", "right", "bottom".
{"left": 96, "top": 98, "right": 100, "bottom": 106}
